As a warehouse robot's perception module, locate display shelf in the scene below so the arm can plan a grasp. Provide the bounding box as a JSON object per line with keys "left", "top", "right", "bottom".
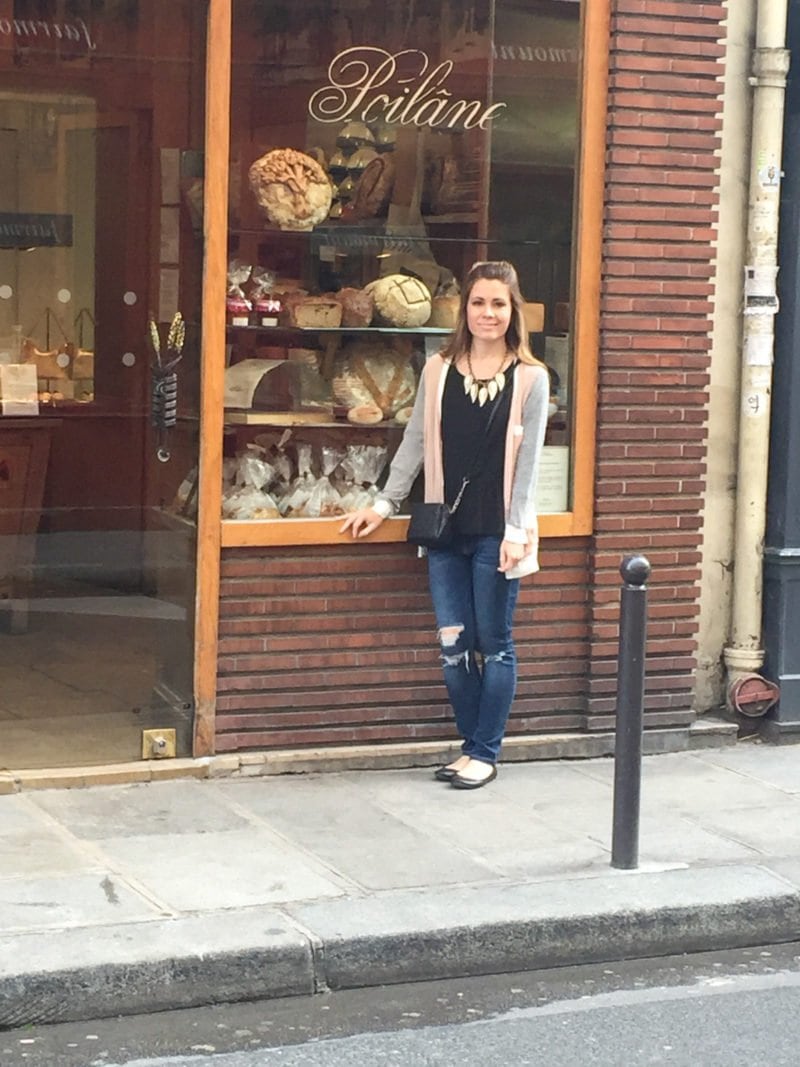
{"left": 223, "top": 411, "right": 376, "bottom": 427}
{"left": 422, "top": 213, "right": 479, "bottom": 224}
{"left": 225, "top": 324, "right": 452, "bottom": 335}
{"left": 220, "top": 511, "right": 575, "bottom": 548}
{"left": 224, "top": 410, "right": 332, "bottom": 426}
{"left": 221, "top": 515, "right": 410, "bottom": 547}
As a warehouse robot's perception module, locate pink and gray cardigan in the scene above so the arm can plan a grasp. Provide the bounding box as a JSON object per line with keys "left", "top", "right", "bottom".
{"left": 374, "top": 353, "right": 550, "bottom": 575}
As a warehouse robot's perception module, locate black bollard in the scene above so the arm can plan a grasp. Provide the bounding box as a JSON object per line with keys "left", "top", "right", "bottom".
{"left": 611, "top": 554, "right": 651, "bottom": 870}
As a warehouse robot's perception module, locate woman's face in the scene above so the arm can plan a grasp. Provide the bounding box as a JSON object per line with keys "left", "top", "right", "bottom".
{"left": 466, "top": 278, "right": 513, "bottom": 344}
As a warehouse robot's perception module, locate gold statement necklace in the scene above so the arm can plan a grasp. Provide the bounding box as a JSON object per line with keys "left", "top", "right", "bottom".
{"left": 463, "top": 349, "right": 509, "bottom": 407}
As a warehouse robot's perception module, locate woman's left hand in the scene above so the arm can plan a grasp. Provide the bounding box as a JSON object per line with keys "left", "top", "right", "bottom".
{"left": 498, "top": 539, "right": 526, "bottom": 573}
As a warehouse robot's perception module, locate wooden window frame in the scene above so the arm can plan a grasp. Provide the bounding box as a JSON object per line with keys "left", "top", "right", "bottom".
{"left": 192, "top": 0, "right": 609, "bottom": 750}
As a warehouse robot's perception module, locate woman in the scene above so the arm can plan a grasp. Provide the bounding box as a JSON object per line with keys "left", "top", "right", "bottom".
{"left": 341, "top": 260, "right": 550, "bottom": 789}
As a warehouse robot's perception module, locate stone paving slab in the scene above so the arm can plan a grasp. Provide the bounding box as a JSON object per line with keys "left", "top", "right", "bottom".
{"left": 92, "top": 829, "right": 348, "bottom": 912}
{"left": 698, "top": 745, "right": 800, "bottom": 793}
{"left": 0, "top": 872, "right": 162, "bottom": 933}
{"left": 28, "top": 779, "right": 250, "bottom": 838}
{"left": 217, "top": 776, "right": 496, "bottom": 889}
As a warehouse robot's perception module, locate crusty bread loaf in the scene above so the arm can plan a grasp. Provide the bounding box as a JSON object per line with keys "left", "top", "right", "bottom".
{"left": 347, "top": 403, "right": 384, "bottom": 425}
{"left": 365, "top": 274, "right": 431, "bottom": 328}
{"left": 352, "top": 155, "right": 395, "bottom": 219}
{"left": 282, "top": 296, "right": 343, "bottom": 329}
{"left": 333, "top": 337, "right": 417, "bottom": 417}
{"left": 428, "top": 295, "right": 460, "bottom": 328}
{"left": 338, "top": 287, "right": 374, "bottom": 327}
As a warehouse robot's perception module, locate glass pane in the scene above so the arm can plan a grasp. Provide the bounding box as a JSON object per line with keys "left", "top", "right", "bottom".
{"left": 0, "top": 2, "right": 206, "bottom": 769}
{"left": 222, "top": 0, "right": 580, "bottom": 523}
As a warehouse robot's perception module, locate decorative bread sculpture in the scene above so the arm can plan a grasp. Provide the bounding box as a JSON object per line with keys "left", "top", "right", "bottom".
{"left": 248, "top": 148, "right": 332, "bottom": 231}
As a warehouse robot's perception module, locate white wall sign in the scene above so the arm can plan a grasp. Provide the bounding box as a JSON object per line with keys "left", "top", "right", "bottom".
{"left": 535, "top": 445, "right": 569, "bottom": 514}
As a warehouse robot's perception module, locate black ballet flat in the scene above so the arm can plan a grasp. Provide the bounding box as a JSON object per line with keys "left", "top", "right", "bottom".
{"left": 434, "top": 765, "right": 459, "bottom": 782}
{"left": 450, "top": 764, "right": 497, "bottom": 790}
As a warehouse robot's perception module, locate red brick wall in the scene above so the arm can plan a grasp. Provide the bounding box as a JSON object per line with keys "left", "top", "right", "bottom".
{"left": 215, "top": 0, "right": 724, "bottom": 753}
{"left": 216, "top": 541, "right": 589, "bottom": 751}
{"left": 586, "top": 0, "right": 723, "bottom": 729}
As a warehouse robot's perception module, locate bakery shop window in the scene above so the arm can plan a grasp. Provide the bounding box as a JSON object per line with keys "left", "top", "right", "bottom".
{"left": 222, "top": 0, "right": 581, "bottom": 528}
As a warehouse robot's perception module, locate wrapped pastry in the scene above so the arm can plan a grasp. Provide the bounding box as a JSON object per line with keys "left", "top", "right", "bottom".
{"left": 248, "top": 148, "right": 333, "bottom": 231}
{"left": 281, "top": 442, "right": 315, "bottom": 516}
{"left": 339, "top": 444, "right": 389, "bottom": 507}
{"left": 305, "top": 445, "right": 346, "bottom": 517}
{"left": 365, "top": 274, "right": 432, "bottom": 328}
{"left": 222, "top": 486, "right": 281, "bottom": 520}
{"left": 332, "top": 337, "right": 417, "bottom": 418}
{"left": 226, "top": 259, "right": 252, "bottom": 325}
{"left": 233, "top": 446, "right": 275, "bottom": 491}
{"left": 250, "top": 267, "right": 281, "bottom": 327}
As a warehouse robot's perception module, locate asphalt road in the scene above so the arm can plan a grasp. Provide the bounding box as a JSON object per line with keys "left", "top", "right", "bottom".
{"left": 3, "top": 943, "right": 799, "bottom": 1066}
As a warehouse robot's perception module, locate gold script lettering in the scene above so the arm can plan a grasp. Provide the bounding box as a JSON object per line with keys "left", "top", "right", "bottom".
{"left": 308, "top": 46, "right": 507, "bottom": 130}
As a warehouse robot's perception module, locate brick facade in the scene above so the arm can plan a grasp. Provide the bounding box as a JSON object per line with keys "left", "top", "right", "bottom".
{"left": 586, "top": 0, "right": 723, "bottom": 731}
{"left": 215, "top": 0, "right": 724, "bottom": 754}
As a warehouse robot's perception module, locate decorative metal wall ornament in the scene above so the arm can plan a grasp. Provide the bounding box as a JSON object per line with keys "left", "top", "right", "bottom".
{"left": 148, "top": 311, "right": 185, "bottom": 462}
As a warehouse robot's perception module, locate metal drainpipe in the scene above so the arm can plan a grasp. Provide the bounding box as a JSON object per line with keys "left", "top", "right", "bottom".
{"left": 723, "top": 0, "right": 790, "bottom": 709}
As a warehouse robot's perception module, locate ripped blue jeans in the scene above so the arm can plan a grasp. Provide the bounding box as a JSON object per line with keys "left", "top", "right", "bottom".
{"left": 427, "top": 536, "right": 520, "bottom": 765}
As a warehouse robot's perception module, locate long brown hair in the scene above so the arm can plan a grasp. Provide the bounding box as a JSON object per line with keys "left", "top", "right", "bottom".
{"left": 440, "top": 260, "right": 543, "bottom": 367}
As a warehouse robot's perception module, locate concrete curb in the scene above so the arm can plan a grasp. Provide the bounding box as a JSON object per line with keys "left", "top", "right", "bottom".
{"left": 288, "top": 865, "right": 800, "bottom": 990}
{"left": 1, "top": 865, "right": 798, "bottom": 1028}
{"left": 0, "top": 912, "right": 314, "bottom": 1029}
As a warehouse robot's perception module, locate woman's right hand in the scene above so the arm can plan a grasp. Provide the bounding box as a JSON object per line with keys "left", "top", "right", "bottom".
{"left": 340, "top": 507, "right": 386, "bottom": 538}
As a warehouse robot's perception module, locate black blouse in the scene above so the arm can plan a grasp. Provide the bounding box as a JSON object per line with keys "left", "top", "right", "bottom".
{"left": 441, "top": 361, "right": 515, "bottom": 538}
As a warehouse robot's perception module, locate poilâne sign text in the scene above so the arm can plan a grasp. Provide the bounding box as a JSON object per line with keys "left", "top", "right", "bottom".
{"left": 308, "top": 47, "right": 507, "bottom": 130}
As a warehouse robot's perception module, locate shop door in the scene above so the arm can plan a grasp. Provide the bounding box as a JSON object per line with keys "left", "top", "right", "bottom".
{"left": 0, "top": 2, "right": 207, "bottom": 769}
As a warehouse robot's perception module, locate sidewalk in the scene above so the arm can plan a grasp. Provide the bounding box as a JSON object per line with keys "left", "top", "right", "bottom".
{"left": 2, "top": 742, "right": 800, "bottom": 1028}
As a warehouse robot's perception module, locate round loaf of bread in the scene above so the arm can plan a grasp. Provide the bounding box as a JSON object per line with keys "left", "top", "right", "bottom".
{"left": 428, "top": 295, "right": 460, "bottom": 328}
{"left": 365, "top": 274, "right": 432, "bottom": 328}
{"left": 249, "top": 148, "right": 332, "bottom": 231}
{"left": 333, "top": 337, "right": 417, "bottom": 417}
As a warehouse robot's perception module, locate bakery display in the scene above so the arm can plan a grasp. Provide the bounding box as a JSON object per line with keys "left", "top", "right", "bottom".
{"left": 365, "top": 274, "right": 432, "bottom": 328}
{"left": 217, "top": 439, "right": 390, "bottom": 520}
{"left": 222, "top": 124, "right": 551, "bottom": 529}
{"left": 248, "top": 148, "right": 333, "bottom": 231}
